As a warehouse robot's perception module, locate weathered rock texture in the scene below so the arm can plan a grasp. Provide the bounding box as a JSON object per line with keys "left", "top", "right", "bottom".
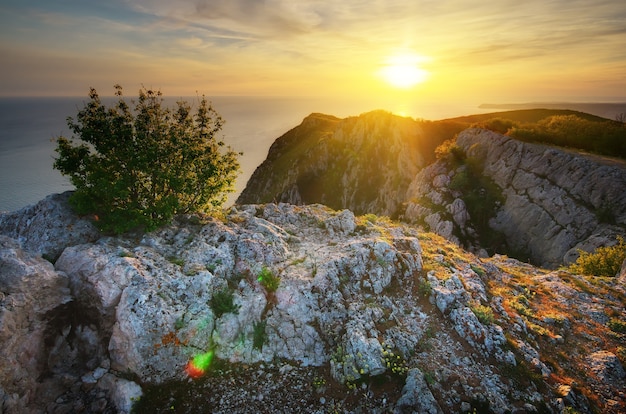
{"left": 403, "top": 128, "right": 626, "bottom": 267}
{"left": 239, "top": 111, "right": 626, "bottom": 268}
{"left": 1, "top": 195, "right": 625, "bottom": 413}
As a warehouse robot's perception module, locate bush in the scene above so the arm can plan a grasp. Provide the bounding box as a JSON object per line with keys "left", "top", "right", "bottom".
{"left": 470, "top": 303, "right": 495, "bottom": 325}
{"left": 568, "top": 236, "right": 626, "bottom": 277}
{"left": 54, "top": 85, "right": 240, "bottom": 233}
{"left": 434, "top": 138, "right": 465, "bottom": 165}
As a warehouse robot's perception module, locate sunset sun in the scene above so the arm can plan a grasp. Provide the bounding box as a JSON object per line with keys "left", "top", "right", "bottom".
{"left": 380, "top": 54, "right": 429, "bottom": 89}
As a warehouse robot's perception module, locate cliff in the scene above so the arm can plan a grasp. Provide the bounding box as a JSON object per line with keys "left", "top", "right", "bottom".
{"left": 1, "top": 194, "right": 625, "bottom": 413}
{"left": 403, "top": 128, "right": 626, "bottom": 268}
{"left": 238, "top": 111, "right": 445, "bottom": 216}
{"left": 238, "top": 111, "right": 626, "bottom": 268}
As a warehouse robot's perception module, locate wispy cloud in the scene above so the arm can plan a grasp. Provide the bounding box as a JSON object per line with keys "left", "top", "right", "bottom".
{"left": 0, "top": 0, "right": 624, "bottom": 99}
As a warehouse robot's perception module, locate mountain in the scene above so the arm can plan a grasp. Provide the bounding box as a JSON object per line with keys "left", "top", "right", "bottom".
{"left": 237, "top": 111, "right": 469, "bottom": 216}
{"left": 0, "top": 193, "right": 625, "bottom": 413}
{"left": 238, "top": 110, "right": 626, "bottom": 268}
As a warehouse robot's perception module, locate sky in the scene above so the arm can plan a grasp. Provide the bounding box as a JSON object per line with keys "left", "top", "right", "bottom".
{"left": 1, "top": 0, "right": 625, "bottom": 104}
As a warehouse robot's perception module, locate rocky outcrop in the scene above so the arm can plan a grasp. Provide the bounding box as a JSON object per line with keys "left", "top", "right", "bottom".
{"left": 0, "top": 192, "right": 100, "bottom": 262}
{"left": 238, "top": 111, "right": 429, "bottom": 216}
{"left": 1, "top": 195, "right": 625, "bottom": 413}
{"left": 403, "top": 128, "right": 626, "bottom": 267}
{"left": 238, "top": 112, "right": 625, "bottom": 268}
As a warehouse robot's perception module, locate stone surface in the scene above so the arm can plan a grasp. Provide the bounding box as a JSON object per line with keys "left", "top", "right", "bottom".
{"left": 0, "top": 192, "right": 100, "bottom": 261}
{"left": 404, "top": 128, "right": 626, "bottom": 268}
{"left": 395, "top": 368, "right": 443, "bottom": 414}
{"left": 1, "top": 196, "right": 625, "bottom": 413}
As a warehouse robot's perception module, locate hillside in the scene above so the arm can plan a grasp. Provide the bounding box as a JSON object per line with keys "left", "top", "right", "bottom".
{"left": 238, "top": 110, "right": 626, "bottom": 268}
{"left": 0, "top": 194, "right": 625, "bottom": 413}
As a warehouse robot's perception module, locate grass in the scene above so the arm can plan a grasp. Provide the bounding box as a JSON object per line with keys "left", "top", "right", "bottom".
{"left": 252, "top": 320, "right": 267, "bottom": 350}
{"left": 257, "top": 267, "right": 281, "bottom": 292}
{"left": 210, "top": 288, "right": 240, "bottom": 318}
{"left": 470, "top": 303, "right": 495, "bottom": 325}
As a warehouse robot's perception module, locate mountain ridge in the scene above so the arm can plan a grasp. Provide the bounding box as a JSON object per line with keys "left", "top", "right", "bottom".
{"left": 238, "top": 109, "right": 626, "bottom": 268}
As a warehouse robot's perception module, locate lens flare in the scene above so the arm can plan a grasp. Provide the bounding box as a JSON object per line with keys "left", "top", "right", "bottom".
{"left": 185, "top": 350, "right": 214, "bottom": 379}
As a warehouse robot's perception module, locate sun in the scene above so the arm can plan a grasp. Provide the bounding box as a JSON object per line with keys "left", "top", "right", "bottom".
{"left": 380, "top": 54, "right": 429, "bottom": 89}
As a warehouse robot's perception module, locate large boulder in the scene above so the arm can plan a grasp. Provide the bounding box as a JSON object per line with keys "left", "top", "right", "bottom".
{"left": 0, "top": 192, "right": 100, "bottom": 261}
{"left": 0, "top": 236, "right": 71, "bottom": 412}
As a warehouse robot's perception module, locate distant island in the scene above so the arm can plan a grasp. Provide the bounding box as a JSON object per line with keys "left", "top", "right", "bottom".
{"left": 479, "top": 102, "right": 626, "bottom": 120}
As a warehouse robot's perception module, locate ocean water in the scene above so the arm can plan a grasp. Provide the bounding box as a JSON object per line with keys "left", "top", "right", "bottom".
{"left": 0, "top": 96, "right": 488, "bottom": 212}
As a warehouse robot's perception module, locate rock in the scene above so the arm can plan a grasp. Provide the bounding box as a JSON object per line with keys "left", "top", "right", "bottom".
{"left": 586, "top": 351, "right": 626, "bottom": 383}
{"left": 404, "top": 128, "right": 626, "bottom": 268}
{"left": 98, "top": 373, "right": 142, "bottom": 414}
{"left": 1, "top": 198, "right": 625, "bottom": 413}
{"left": 0, "top": 235, "right": 72, "bottom": 412}
{"left": 394, "top": 368, "right": 443, "bottom": 414}
{"left": 0, "top": 192, "right": 100, "bottom": 261}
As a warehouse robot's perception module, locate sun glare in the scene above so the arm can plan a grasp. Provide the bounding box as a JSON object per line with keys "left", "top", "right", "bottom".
{"left": 380, "top": 54, "right": 429, "bottom": 89}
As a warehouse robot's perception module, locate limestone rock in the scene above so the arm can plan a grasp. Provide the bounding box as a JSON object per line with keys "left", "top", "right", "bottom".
{"left": 0, "top": 235, "right": 72, "bottom": 412}
{"left": 0, "top": 192, "right": 100, "bottom": 261}
{"left": 586, "top": 351, "right": 626, "bottom": 383}
{"left": 395, "top": 368, "right": 443, "bottom": 414}
{"left": 1, "top": 195, "right": 625, "bottom": 413}
{"left": 404, "top": 128, "right": 626, "bottom": 268}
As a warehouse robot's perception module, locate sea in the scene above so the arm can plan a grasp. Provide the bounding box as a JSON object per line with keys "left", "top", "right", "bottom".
{"left": 1, "top": 96, "right": 624, "bottom": 212}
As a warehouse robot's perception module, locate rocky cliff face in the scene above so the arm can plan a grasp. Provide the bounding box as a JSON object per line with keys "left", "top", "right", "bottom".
{"left": 239, "top": 112, "right": 626, "bottom": 268}
{"left": 403, "top": 128, "right": 626, "bottom": 268}
{"left": 1, "top": 194, "right": 625, "bottom": 413}
{"left": 238, "top": 111, "right": 428, "bottom": 216}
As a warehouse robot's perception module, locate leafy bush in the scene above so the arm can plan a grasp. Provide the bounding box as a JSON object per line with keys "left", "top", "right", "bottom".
{"left": 54, "top": 85, "right": 240, "bottom": 233}
{"left": 435, "top": 138, "right": 465, "bottom": 166}
{"left": 210, "top": 288, "right": 240, "bottom": 318}
{"left": 568, "top": 236, "right": 626, "bottom": 277}
{"left": 475, "top": 117, "right": 518, "bottom": 134}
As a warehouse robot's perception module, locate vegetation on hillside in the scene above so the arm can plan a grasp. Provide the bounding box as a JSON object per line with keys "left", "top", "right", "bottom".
{"left": 54, "top": 85, "right": 241, "bottom": 233}
{"left": 470, "top": 113, "right": 626, "bottom": 159}
{"left": 568, "top": 236, "right": 626, "bottom": 277}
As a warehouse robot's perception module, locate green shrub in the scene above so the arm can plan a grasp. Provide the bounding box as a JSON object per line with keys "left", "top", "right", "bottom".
{"left": 257, "top": 267, "right": 280, "bottom": 292}
{"left": 417, "top": 278, "right": 432, "bottom": 298}
{"left": 476, "top": 117, "right": 518, "bottom": 134}
{"left": 210, "top": 288, "right": 240, "bottom": 318}
{"left": 608, "top": 318, "right": 626, "bottom": 334}
{"left": 508, "top": 114, "right": 626, "bottom": 158}
{"left": 470, "top": 303, "right": 495, "bottom": 324}
{"left": 54, "top": 85, "right": 240, "bottom": 233}
{"left": 435, "top": 138, "right": 465, "bottom": 165}
{"left": 568, "top": 236, "right": 626, "bottom": 277}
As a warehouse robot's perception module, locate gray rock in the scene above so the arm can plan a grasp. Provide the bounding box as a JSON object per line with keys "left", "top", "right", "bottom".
{"left": 98, "top": 373, "right": 142, "bottom": 414}
{"left": 0, "top": 192, "right": 100, "bottom": 261}
{"left": 586, "top": 351, "right": 626, "bottom": 383}
{"left": 0, "top": 235, "right": 72, "bottom": 412}
{"left": 395, "top": 368, "right": 443, "bottom": 414}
